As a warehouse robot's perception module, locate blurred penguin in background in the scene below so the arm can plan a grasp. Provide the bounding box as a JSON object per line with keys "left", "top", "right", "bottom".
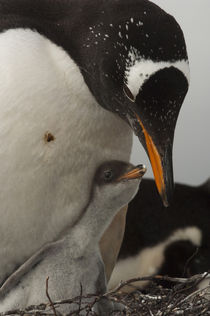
{"left": 109, "top": 178, "right": 210, "bottom": 292}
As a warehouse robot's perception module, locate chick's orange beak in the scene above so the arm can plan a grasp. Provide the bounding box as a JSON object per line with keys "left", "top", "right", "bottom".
{"left": 118, "top": 164, "right": 147, "bottom": 181}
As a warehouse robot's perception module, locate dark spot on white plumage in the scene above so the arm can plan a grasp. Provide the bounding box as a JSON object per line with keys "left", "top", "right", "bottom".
{"left": 44, "top": 132, "right": 55, "bottom": 143}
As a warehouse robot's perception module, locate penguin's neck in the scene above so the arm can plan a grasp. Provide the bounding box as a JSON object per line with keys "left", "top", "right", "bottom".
{"left": 0, "top": 29, "right": 133, "bottom": 283}
{"left": 67, "top": 191, "right": 121, "bottom": 257}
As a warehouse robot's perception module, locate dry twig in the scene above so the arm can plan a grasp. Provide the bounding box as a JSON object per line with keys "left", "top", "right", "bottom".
{"left": 0, "top": 273, "right": 209, "bottom": 316}
{"left": 46, "top": 277, "right": 57, "bottom": 316}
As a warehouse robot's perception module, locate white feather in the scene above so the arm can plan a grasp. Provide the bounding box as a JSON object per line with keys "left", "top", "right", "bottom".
{"left": 125, "top": 47, "right": 190, "bottom": 99}
{"left": 0, "top": 29, "right": 133, "bottom": 282}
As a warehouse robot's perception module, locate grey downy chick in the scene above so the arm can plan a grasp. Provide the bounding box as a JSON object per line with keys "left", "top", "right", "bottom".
{"left": 0, "top": 161, "right": 146, "bottom": 314}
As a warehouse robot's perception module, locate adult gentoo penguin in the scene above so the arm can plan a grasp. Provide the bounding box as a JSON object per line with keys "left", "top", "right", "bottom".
{"left": 0, "top": 162, "right": 146, "bottom": 313}
{"left": 0, "top": 0, "right": 189, "bottom": 284}
{"left": 109, "top": 178, "right": 210, "bottom": 291}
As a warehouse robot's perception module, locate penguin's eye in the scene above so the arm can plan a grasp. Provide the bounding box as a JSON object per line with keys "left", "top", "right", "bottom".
{"left": 103, "top": 170, "right": 113, "bottom": 181}
{"left": 123, "top": 84, "right": 135, "bottom": 102}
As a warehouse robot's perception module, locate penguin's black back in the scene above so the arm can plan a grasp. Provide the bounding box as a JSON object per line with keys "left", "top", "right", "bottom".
{"left": 0, "top": 0, "right": 187, "bottom": 65}
{"left": 0, "top": 0, "right": 188, "bottom": 115}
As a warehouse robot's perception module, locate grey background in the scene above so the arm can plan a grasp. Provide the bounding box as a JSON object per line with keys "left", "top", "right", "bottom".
{"left": 131, "top": 0, "right": 210, "bottom": 186}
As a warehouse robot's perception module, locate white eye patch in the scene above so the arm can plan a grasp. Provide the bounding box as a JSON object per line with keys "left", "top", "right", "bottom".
{"left": 124, "top": 48, "right": 190, "bottom": 100}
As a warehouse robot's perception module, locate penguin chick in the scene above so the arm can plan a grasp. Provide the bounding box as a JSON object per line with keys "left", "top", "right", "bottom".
{"left": 0, "top": 161, "right": 146, "bottom": 314}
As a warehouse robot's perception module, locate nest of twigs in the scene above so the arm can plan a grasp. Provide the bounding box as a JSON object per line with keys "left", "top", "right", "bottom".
{"left": 1, "top": 273, "right": 210, "bottom": 316}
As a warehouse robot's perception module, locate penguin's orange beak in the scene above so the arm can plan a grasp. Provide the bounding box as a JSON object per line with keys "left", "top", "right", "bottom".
{"left": 136, "top": 115, "right": 166, "bottom": 204}
{"left": 118, "top": 164, "right": 147, "bottom": 181}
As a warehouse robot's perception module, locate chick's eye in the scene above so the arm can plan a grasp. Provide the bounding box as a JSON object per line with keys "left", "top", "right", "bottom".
{"left": 104, "top": 170, "right": 113, "bottom": 181}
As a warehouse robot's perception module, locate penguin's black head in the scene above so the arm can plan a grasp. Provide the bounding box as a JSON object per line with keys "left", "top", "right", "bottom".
{"left": 158, "top": 242, "right": 210, "bottom": 289}
{"left": 71, "top": 0, "right": 189, "bottom": 206}
{"left": 188, "top": 247, "right": 210, "bottom": 277}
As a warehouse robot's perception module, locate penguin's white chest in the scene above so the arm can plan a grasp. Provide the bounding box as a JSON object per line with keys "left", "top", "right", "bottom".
{"left": 0, "top": 29, "right": 133, "bottom": 282}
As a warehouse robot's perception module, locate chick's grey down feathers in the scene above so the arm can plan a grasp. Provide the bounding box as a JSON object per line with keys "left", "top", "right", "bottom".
{"left": 0, "top": 161, "right": 143, "bottom": 313}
